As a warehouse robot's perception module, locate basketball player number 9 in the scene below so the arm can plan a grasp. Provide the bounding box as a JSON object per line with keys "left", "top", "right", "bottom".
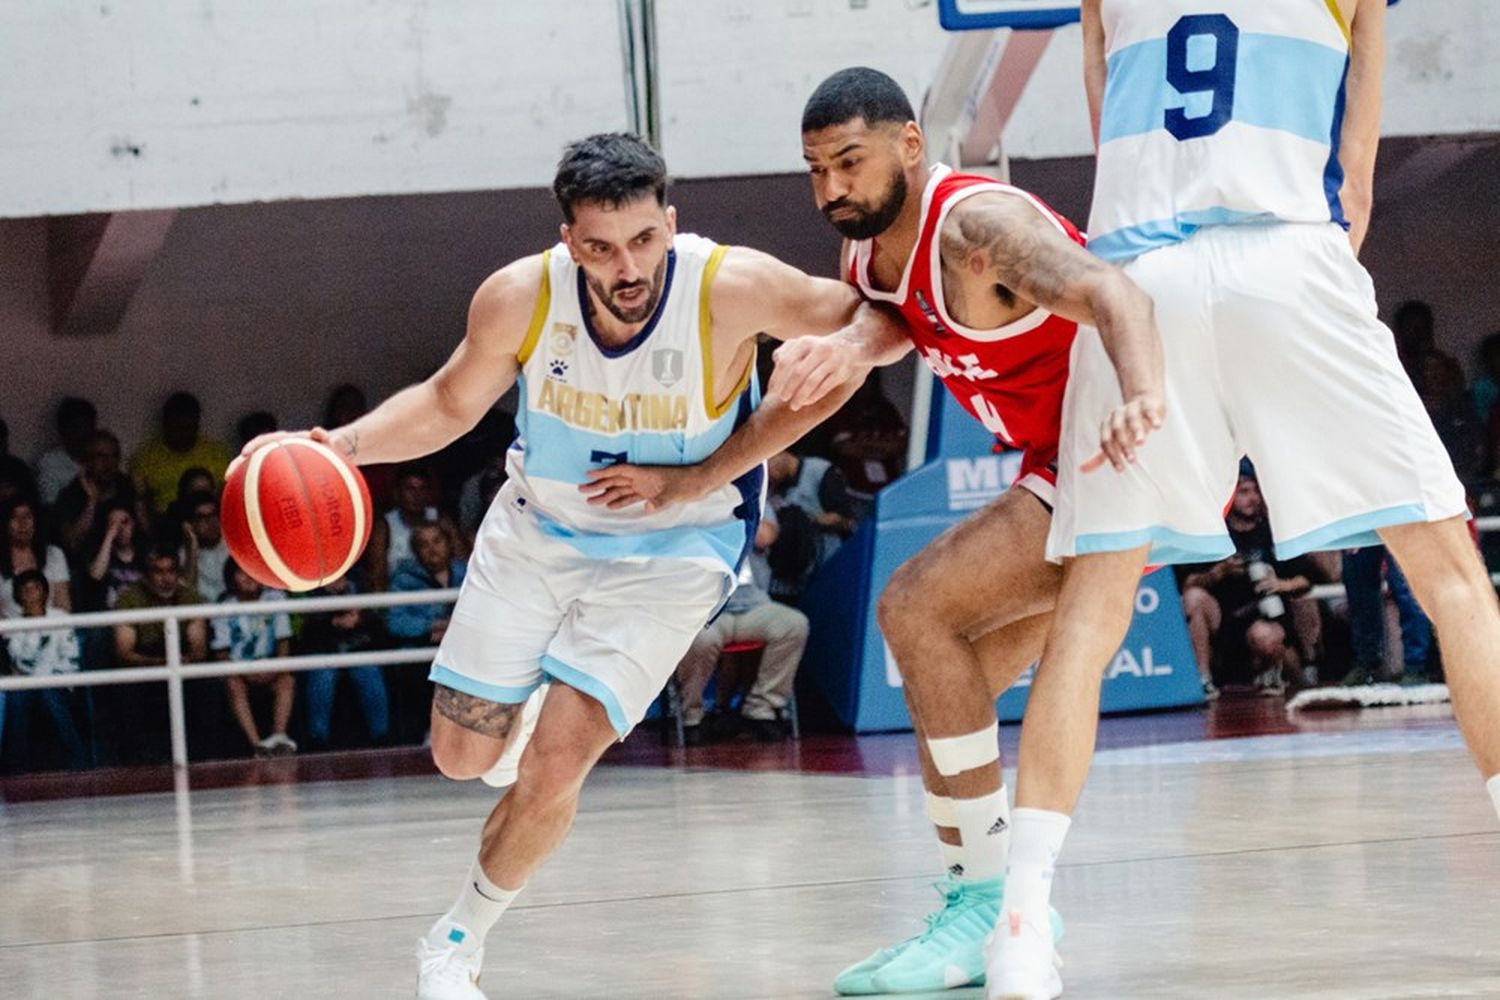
{"left": 1164, "top": 14, "right": 1240, "bottom": 141}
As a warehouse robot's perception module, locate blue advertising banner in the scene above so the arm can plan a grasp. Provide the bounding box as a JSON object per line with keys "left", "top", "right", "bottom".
{"left": 800, "top": 440, "right": 1204, "bottom": 732}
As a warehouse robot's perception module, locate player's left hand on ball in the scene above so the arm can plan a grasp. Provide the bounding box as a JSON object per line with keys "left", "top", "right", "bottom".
{"left": 579, "top": 464, "right": 707, "bottom": 512}
{"left": 1081, "top": 392, "right": 1165, "bottom": 474}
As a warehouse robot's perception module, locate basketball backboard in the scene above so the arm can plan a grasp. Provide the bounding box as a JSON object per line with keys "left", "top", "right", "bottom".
{"left": 938, "top": 0, "right": 1398, "bottom": 33}
{"left": 936, "top": 0, "right": 1079, "bottom": 32}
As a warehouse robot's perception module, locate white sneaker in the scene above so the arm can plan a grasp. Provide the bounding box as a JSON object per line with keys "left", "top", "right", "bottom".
{"left": 481, "top": 684, "right": 548, "bottom": 789}
{"left": 417, "top": 929, "right": 487, "bottom": 999}
{"left": 264, "top": 732, "right": 298, "bottom": 755}
{"left": 985, "top": 910, "right": 1063, "bottom": 1000}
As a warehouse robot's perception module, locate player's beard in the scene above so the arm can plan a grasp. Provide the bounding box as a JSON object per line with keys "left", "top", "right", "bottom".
{"left": 822, "top": 169, "right": 908, "bottom": 241}
{"left": 586, "top": 254, "right": 669, "bottom": 325}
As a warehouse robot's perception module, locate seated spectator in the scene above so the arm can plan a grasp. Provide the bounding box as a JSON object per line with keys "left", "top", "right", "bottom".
{"left": 236, "top": 411, "right": 278, "bottom": 451}
{"left": 0, "top": 417, "right": 38, "bottom": 505}
{"left": 764, "top": 451, "right": 857, "bottom": 598}
{"left": 161, "top": 466, "right": 216, "bottom": 534}
{"left": 1179, "top": 472, "right": 1325, "bottom": 698}
{"left": 369, "top": 465, "right": 464, "bottom": 592}
{"left": 675, "top": 509, "right": 808, "bottom": 744}
{"left": 213, "top": 558, "right": 296, "bottom": 756}
{"left": 296, "top": 573, "right": 390, "bottom": 750}
{"left": 2, "top": 571, "right": 87, "bottom": 771}
{"left": 130, "top": 392, "right": 231, "bottom": 521}
{"left": 110, "top": 544, "right": 209, "bottom": 764}
{"left": 113, "top": 545, "right": 208, "bottom": 665}
{"left": 0, "top": 497, "right": 70, "bottom": 616}
{"left": 55, "top": 430, "right": 140, "bottom": 558}
{"left": 180, "top": 491, "right": 231, "bottom": 603}
{"left": 387, "top": 524, "right": 466, "bottom": 644}
{"left": 84, "top": 500, "right": 144, "bottom": 611}
{"left": 34, "top": 396, "right": 97, "bottom": 507}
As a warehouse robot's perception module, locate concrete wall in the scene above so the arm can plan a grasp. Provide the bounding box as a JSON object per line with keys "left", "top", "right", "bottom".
{"left": 3, "top": 1, "right": 1495, "bottom": 216}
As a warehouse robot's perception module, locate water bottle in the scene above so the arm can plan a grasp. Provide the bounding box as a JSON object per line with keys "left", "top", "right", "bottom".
{"left": 1246, "top": 559, "right": 1286, "bottom": 619}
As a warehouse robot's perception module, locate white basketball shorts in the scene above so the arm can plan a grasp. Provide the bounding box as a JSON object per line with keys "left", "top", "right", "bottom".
{"left": 430, "top": 484, "right": 732, "bottom": 738}
{"left": 1047, "top": 222, "right": 1466, "bottom": 565}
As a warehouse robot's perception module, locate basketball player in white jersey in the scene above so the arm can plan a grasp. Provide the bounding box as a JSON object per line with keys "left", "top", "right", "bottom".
{"left": 982, "top": 2, "right": 1500, "bottom": 996}
{"left": 244, "top": 132, "right": 901, "bottom": 999}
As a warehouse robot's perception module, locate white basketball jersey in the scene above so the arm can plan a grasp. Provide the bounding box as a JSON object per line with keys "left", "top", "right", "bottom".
{"left": 1089, "top": 0, "right": 1353, "bottom": 262}
{"left": 505, "top": 233, "right": 762, "bottom": 572}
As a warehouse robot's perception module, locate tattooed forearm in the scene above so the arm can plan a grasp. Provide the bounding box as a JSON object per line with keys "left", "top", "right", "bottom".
{"left": 434, "top": 684, "right": 522, "bottom": 738}
{"left": 943, "top": 196, "right": 1106, "bottom": 320}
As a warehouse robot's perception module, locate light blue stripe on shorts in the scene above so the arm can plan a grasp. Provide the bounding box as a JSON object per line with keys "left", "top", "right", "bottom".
{"left": 1274, "top": 503, "right": 1431, "bottom": 559}
{"left": 1073, "top": 526, "right": 1235, "bottom": 566}
{"left": 428, "top": 664, "right": 542, "bottom": 705}
{"left": 541, "top": 654, "right": 632, "bottom": 739}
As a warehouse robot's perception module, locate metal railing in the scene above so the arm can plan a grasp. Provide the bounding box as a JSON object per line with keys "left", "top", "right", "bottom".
{"left": 0, "top": 588, "right": 459, "bottom": 769}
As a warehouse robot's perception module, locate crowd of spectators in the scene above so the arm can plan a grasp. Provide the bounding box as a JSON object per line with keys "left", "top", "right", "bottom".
{"left": 0, "top": 385, "right": 497, "bottom": 771}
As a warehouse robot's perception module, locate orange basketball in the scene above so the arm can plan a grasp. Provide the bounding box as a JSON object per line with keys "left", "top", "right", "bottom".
{"left": 221, "top": 438, "right": 373, "bottom": 592}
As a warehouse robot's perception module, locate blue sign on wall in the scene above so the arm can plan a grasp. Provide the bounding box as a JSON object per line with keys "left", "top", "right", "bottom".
{"left": 800, "top": 453, "right": 1203, "bottom": 732}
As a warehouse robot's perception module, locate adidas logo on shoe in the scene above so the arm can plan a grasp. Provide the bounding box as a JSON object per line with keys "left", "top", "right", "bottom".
{"left": 987, "top": 816, "right": 1008, "bottom": 836}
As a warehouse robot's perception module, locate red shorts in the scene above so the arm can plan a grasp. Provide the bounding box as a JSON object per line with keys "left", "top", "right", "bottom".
{"left": 1013, "top": 446, "right": 1059, "bottom": 511}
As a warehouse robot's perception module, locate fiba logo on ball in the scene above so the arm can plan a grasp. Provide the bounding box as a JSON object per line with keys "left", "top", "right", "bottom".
{"left": 221, "top": 439, "right": 374, "bottom": 592}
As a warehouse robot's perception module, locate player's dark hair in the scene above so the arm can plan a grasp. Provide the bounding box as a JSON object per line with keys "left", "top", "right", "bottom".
{"left": 553, "top": 133, "right": 668, "bottom": 224}
{"left": 802, "top": 67, "right": 915, "bottom": 133}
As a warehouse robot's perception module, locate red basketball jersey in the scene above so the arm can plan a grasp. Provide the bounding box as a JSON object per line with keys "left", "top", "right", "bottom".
{"left": 848, "top": 165, "right": 1083, "bottom": 498}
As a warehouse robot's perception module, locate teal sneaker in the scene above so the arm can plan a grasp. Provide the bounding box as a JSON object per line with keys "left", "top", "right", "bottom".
{"left": 869, "top": 877, "right": 1065, "bottom": 995}
{"left": 833, "top": 940, "right": 917, "bottom": 995}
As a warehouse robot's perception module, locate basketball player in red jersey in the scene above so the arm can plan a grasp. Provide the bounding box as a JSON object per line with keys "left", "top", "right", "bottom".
{"left": 582, "top": 67, "right": 1164, "bottom": 995}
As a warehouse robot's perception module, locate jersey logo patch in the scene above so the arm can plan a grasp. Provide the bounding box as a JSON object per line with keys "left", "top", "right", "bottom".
{"left": 652, "top": 348, "right": 685, "bottom": 388}
{"left": 921, "top": 347, "right": 999, "bottom": 382}
{"left": 549, "top": 324, "right": 577, "bottom": 356}
{"left": 547, "top": 358, "right": 570, "bottom": 382}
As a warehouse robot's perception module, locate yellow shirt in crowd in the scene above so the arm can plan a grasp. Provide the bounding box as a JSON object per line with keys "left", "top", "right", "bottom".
{"left": 130, "top": 437, "right": 232, "bottom": 516}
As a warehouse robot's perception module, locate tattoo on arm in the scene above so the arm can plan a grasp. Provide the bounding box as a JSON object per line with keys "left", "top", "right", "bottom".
{"left": 944, "top": 198, "right": 1105, "bottom": 316}
{"left": 344, "top": 429, "right": 359, "bottom": 458}
{"left": 434, "top": 684, "right": 523, "bottom": 739}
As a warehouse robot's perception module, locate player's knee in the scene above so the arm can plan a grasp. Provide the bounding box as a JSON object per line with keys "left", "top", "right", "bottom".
{"left": 430, "top": 727, "right": 501, "bottom": 782}
{"left": 511, "top": 744, "right": 589, "bottom": 809}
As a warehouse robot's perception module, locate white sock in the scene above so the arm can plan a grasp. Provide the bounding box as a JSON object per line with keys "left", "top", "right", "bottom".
{"left": 1488, "top": 774, "right": 1500, "bottom": 822}
{"left": 952, "top": 786, "right": 1010, "bottom": 881}
{"left": 426, "top": 859, "right": 522, "bottom": 950}
{"left": 938, "top": 838, "right": 966, "bottom": 877}
{"left": 1002, "top": 807, "right": 1071, "bottom": 927}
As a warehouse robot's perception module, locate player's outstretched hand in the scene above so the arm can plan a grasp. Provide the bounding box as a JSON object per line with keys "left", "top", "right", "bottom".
{"left": 579, "top": 464, "right": 709, "bottom": 512}
{"left": 1081, "top": 392, "right": 1165, "bottom": 474}
{"left": 769, "top": 337, "right": 862, "bottom": 411}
